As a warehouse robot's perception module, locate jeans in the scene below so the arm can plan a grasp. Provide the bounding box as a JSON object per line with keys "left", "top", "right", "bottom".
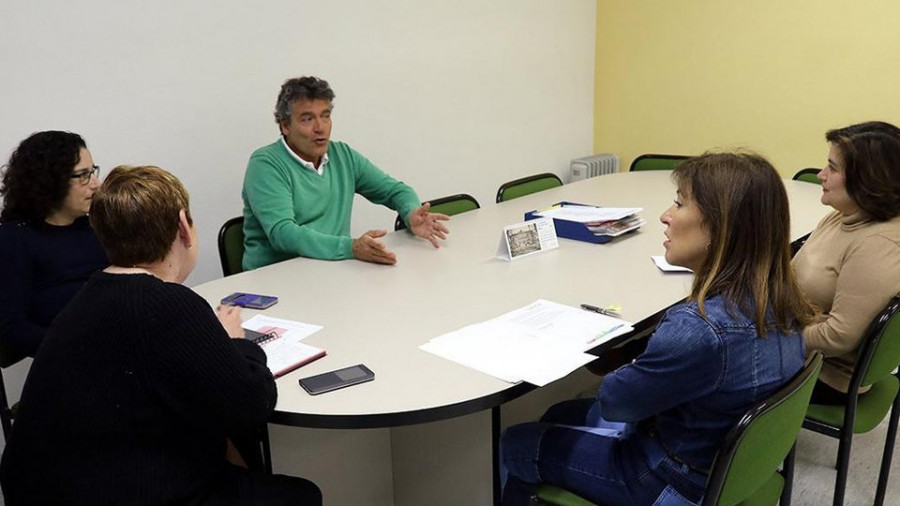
{"left": 501, "top": 400, "right": 707, "bottom": 506}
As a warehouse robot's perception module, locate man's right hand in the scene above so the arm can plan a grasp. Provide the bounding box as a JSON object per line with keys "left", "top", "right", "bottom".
{"left": 352, "top": 230, "right": 397, "bottom": 265}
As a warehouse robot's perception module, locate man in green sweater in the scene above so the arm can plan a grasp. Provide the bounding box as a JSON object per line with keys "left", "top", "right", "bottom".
{"left": 241, "top": 76, "right": 450, "bottom": 270}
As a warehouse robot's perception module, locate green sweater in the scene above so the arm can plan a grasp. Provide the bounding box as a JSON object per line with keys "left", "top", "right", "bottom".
{"left": 241, "top": 139, "right": 421, "bottom": 270}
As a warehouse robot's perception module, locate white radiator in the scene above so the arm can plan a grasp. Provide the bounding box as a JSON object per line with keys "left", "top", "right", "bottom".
{"left": 569, "top": 154, "right": 619, "bottom": 181}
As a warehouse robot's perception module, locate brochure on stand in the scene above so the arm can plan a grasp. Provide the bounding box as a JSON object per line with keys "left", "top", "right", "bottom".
{"left": 496, "top": 217, "right": 559, "bottom": 261}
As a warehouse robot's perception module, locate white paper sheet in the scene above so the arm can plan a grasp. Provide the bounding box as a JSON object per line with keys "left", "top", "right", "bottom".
{"left": 242, "top": 314, "right": 323, "bottom": 341}
{"left": 651, "top": 255, "right": 693, "bottom": 273}
{"left": 536, "top": 206, "right": 643, "bottom": 223}
{"left": 420, "top": 300, "right": 633, "bottom": 386}
{"left": 493, "top": 299, "right": 633, "bottom": 351}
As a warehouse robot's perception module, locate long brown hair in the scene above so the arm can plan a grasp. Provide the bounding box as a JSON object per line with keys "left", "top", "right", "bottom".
{"left": 673, "top": 152, "right": 815, "bottom": 334}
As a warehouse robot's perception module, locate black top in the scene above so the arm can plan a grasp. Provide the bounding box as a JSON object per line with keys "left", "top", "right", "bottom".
{"left": 0, "top": 272, "right": 276, "bottom": 505}
{"left": 0, "top": 216, "right": 108, "bottom": 357}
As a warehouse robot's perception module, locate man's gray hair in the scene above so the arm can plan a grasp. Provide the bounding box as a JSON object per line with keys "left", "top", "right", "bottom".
{"left": 274, "top": 76, "right": 336, "bottom": 125}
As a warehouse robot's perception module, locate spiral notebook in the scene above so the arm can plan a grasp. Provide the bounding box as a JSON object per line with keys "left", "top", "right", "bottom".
{"left": 246, "top": 329, "right": 326, "bottom": 378}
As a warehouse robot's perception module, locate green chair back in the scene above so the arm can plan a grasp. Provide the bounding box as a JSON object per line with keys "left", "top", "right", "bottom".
{"left": 806, "top": 297, "right": 900, "bottom": 433}
{"left": 495, "top": 173, "right": 563, "bottom": 203}
{"left": 860, "top": 299, "right": 900, "bottom": 387}
{"left": 394, "top": 194, "right": 480, "bottom": 231}
{"left": 537, "top": 353, "right": 823, "bottom": 506}
{"left": 629, "top": 154, "right": 690, "bottom": 172}
{"left": 217, "top": 216, "right": 245, "bottom": 277}
{"left": 706, "top": 352, "right": 822, "bottom": 506}
{"left": 792, "top": 168, "right": 821, "bottom": 184}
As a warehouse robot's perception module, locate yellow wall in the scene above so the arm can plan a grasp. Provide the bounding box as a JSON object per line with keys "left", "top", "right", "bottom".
{"left": 594, "top": 1, "right": 900, "bottom": 175}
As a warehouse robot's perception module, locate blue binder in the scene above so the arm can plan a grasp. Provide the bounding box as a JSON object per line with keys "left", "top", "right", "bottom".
{"left": 524, "top": 201, "right": 639, "bottom": 244}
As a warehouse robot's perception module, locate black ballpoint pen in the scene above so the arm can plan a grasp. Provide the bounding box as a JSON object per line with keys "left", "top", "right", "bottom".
{"left": 580, "top": 303, "right": 617, "bottom": 316}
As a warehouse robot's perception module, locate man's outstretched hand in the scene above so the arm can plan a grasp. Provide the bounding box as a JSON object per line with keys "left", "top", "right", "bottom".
{"left": 352, "top": 229, "right": 397, "bottom": 265}
{"left": 408, "top": 203, "right": 450, "bottom": 248}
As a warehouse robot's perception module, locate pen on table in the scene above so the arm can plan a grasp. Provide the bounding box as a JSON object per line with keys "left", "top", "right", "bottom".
{"left": 580, "top": 303, "right": 618, "bottom": 317}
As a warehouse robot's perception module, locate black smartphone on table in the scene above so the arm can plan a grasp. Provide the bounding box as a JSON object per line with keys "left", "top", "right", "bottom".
{"left": 298, "top": 364, "right": 375, "bottom": 395}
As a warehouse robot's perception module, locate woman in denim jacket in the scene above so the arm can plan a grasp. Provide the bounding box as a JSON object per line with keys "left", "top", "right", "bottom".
{"left": 501, "top": 152, "right": 816, "bottom": 506}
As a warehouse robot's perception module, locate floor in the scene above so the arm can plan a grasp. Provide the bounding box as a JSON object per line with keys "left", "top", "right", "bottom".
{"left": 791, "top": 415, "right": 900, "bottom": 506}
{"left": 0, "top": 413, "right": 896, "bottom": 505}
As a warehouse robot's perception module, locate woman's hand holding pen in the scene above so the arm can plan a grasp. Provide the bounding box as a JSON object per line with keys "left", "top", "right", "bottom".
{"left": 216, "top": 304, "right": 246, "bottom": 339}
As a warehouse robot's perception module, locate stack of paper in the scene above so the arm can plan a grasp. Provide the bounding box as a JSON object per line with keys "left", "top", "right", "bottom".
{"left": 536, "top": 205, "right": 646, "bottom": 238}
{"left": 420, "top": 300, "right": 634, "bottom": 386}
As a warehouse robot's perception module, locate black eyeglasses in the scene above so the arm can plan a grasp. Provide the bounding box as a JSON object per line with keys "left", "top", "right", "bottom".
{"left": 70, "top": 165, "right": 100, "bottom": 185}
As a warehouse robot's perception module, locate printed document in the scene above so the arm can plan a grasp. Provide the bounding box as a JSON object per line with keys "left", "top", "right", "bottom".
{"left": 420, "top": 300, "right": 633, "bottom": 386}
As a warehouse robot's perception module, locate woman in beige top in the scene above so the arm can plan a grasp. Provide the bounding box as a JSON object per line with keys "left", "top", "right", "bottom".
{"left": 793, "top": 121, "right": 900, "bottom": 404}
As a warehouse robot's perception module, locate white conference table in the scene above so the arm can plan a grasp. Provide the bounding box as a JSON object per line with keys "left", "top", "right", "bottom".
{"left": 192, "top": 171, "right": 826, "bottom": 504}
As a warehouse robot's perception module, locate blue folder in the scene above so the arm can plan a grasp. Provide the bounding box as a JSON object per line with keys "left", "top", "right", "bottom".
{"left": 524, "top": 201, "right": 639, "bottom": 244}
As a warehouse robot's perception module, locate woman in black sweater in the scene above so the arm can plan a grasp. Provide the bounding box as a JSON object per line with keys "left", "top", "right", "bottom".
{"left": 0, "top": 131, "right": 108, "bottom": 358}
{"left": 0, "top": 165, "right": 321, "bottom": 505}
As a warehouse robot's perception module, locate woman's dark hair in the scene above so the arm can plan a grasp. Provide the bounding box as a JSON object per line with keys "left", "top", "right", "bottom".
{"left": 673, "top": 152, "right": 816, "bottom": 335}
{"left": 0, "top": 131, "right": 87, "bottom": 223}
{"left": 825, "top": 121, "right": 900, "bottom": 221}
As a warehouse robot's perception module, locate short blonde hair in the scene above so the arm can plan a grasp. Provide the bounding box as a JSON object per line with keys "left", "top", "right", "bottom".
{"left": 89, "top": 165, "right": 192, "bottom": 266}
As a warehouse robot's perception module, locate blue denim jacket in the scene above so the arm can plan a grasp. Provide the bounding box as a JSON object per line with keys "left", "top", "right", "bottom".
{"left": 597, "top": 295, "right": 805, "bottom": 471}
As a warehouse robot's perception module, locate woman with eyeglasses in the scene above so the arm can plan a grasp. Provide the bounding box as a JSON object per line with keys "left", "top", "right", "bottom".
{"left": 0, "top": 131, "right": 108, "bottom": 358}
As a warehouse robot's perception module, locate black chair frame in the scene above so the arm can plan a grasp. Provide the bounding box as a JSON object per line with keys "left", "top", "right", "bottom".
{"left": 0, "top": 343, "right": 27, "bottom": 441}
{"left": 217, "top": 216, "right": 244, "bottom": 277}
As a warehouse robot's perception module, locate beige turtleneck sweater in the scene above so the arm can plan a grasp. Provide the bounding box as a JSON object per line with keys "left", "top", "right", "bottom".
{"left": 792, "top": 210, "right": 900, "bottom": 393}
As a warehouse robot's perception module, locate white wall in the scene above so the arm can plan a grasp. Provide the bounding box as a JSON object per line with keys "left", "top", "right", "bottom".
{"left": 0, "top": 0, "right": 595, "bottom": 286}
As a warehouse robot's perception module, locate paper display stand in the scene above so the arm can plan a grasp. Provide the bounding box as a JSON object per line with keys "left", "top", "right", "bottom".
{"left": 524, "top": 201, "right": 622, "bottom": 244}
{"left": 496, "top": 217, "right": 559, "bottom": 261}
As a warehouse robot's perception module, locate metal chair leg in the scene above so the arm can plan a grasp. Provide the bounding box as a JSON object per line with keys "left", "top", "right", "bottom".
{"left": 832, "top": 432, "right": 853, "bottom": 506}
{"left": 875, "top": 397, "right": 900, "bottom": 506}
{"left": 0, "top": 372, "right": 12, "bottom": 440}
{"left": 493, "top": 406, "right": 502, "bottom": 506}
{"left": 780, "top": 445, "right": 796, "bottom": 506}
{"left": 261, "top": 423, "right": 273, "bottom": 475}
